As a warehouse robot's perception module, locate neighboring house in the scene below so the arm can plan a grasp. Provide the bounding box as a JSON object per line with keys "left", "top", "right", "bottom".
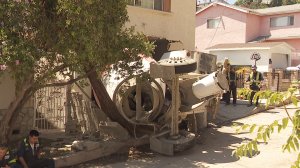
{"left": 195, "top": 2, "right": 300, "bottom": 71}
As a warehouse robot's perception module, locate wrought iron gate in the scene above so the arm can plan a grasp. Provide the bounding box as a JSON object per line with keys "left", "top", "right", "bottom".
{"left": 34, "top": 86, "right": 66, "bottom": 130}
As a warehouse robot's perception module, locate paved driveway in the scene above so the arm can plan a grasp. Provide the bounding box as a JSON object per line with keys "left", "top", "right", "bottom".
{"left": 99, "top": 101, "right": 298, "bottom": 168}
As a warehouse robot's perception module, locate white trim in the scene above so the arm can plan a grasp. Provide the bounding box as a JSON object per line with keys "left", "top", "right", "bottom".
{"left": 208, "top": 47, "right": 270, "bottom": 51}
{"left": 206, "top": 42, "right": 294, "bottom": 51}
{"left": 196, "top": 2, "right": 260, "bottom": 16}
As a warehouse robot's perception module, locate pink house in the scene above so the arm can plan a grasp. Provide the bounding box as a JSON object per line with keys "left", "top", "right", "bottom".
{"left": 195, "top": 3, "right": 300, "bottom": 68}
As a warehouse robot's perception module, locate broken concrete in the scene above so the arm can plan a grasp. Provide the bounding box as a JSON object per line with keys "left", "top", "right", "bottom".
{"left": 54, "top": 137, "right": 149, "bottom": 168}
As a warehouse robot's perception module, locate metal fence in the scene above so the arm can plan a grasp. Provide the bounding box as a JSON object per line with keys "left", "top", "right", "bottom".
{"left": 236, "top": 73, "right": 245, "bottom": 88}
{"left": 282, "top": 70, "right": 292, "bottom": 79}
{"left": 34, "top": 86, "right": 66, "bottom": 130}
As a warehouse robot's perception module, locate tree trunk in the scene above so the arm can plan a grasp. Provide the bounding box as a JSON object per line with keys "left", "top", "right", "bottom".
{"left": 86, "top": 69, "right": 135, "bottom": 135}
{"left": 0, "top": 75, "right": 34, "bottom": 144}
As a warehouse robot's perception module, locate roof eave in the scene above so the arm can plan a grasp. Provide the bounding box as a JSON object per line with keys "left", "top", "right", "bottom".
{"left": 268, "top": 36, "right": 300, "bottom": 40}
{"left": 259, "top": 10, "right": 300, "bottom": 16}
{"left": 196, "top": 2, "right": 251, "bottom": 15}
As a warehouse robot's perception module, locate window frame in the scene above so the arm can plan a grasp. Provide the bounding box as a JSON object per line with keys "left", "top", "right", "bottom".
{"left": 270, "top": 15, "right": 294, "bottom": 28}
{"left": 207, "top": 18, "right": 221, "bottom": 29}
{"left": 126, "top": 0, "right": 170, "bottom": 12}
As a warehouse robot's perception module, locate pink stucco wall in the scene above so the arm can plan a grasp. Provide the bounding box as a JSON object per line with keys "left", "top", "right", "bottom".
{"left": 246, "top": 14, "right": 261, "bottom": 42}
{"left": 260, "top": 13, "right": 300, "bottom": 38}
{"left": 195, "top": 5, "right": 247, "bottom": 51}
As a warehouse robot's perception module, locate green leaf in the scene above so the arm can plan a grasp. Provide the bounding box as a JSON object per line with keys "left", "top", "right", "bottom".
{"left": 258, "top": 126, "right": 264, "bottom": 132}
{"left": 278, "top": 125, "right": 283, "bottom": 133}
{"left": 282, "top": 118, "right": 289, "bottom": 129}
{"left": 257, "top": 133, "right": 262, "bottom": 140}
{"left": 263, "top": 132, "right": 267, "bottom": 142}
{"left": 294, "top": 137, "right": 299, "bottom": 150}
{"left": 248, "top": 143, "right": 253, "bottom": 157}
{"left": 266, "top": 129, "right": 271, "bottom": 139}
{"left": 250, "top": 124, "right": 257, "bottom": 133}
{"left": 253, "top": 141, "right": 258, "bottom": 151}
{"left": 270, "top": 94, "right": 276, "bottom": 105}
{"left": 242, "top": 124, "right": 249, "bottom": 130}
{"left": 291, "top": 96, "right": 298, "bottom": 107}
{"left": 286, "top": 144, "right": 291, "bottom": 152}
{"left": 289, "top": 139, "right": 296, "bottom": 152}
{"left": 270, "top": 126, "right": 274, "bottom": 133}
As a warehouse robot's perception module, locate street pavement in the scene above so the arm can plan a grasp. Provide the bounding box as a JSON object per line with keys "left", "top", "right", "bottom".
{"left": 99, "top": 99, "right": 299, "bottom": 168}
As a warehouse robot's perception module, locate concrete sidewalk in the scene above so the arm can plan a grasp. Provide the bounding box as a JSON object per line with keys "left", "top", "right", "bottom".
{"left": 215, "top": 99, "right": 267, "bottom": 124}
{"left": 99, "top": 100, "right": 298, "bottom": 168}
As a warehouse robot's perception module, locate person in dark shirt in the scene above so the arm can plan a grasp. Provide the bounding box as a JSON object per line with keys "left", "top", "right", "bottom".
{"left": 225, "top": 66, "right": 238, "bottom": 106}
{"left": 0, "top": 143, "right": 21, "bottom": 168}
{"left": 17, "top": 130, "right": 55, "bottom": 168}
{"left": 247, "top": 65, "right": 264, "bottom": 106}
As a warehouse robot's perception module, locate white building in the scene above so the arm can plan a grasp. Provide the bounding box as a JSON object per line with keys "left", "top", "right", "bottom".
{"left": 206, "top": 42, "right": 294, "bottom": 72}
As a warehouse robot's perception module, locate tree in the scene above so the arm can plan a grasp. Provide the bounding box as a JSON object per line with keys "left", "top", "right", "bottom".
{"left": 0, "top": 0, "right": 153, "bottom": 143}
{"left": 234, "top": 88, "right": 300, "bottom": 168}
{"left": 235, "top": 0, "right": 269, "bottom": 9}
{"left": 235, "top": 0, "right": 300, "bottom": 8}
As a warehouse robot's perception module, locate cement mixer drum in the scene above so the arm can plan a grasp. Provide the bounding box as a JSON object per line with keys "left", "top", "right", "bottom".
{"left": 192, "top": 71, "right": 228, "bottom": 100}
{"left": 112, "top": 74, "right": 165, "bottom": 124}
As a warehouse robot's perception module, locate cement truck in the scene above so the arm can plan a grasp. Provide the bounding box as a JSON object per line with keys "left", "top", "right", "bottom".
{"left": 103, "top": 50, "right": 229, "bottom": 155}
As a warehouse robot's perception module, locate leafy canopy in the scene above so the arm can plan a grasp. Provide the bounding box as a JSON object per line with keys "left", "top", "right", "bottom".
{"left": 0, "top": 0, "right": 153, "bottom": 87}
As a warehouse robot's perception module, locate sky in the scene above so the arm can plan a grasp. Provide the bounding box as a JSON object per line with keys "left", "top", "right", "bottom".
{"left": 227, "top": 0, "right": 237, "bottom": 4}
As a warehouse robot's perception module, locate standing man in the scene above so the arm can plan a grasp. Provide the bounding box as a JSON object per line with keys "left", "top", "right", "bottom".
{"left": 0, "top": 144, "right": 21, "bottom": 168}
{"left": 17, "top": 130, "right": 55, "bottom": 168}
{"left": 247, "top": 65, "right": 264, "bottom": 106}
{"left": 225, "top": 66, "right": 238, "bottom": 106}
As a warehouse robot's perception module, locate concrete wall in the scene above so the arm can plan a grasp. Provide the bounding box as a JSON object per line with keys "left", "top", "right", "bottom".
{"left": 126, "top": 0, "right": 196, "bottom": 51}
{"left": 0, "top": 72, "right": 15, "bottom": 110}
{"left": 209, "top": 49, "right": 270, "bottom": 72}
{"left": 195, "top": 4, "right": 248, "bottom": 51}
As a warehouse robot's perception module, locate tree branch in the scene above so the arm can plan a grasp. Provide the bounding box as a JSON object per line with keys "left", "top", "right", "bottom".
{"left": 38, "top": 74, "right": 87, "bottom": 89}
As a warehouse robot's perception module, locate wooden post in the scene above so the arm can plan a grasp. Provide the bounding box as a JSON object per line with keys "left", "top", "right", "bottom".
{"left": 170, "top": 76, "right": 179, "bottom": 138}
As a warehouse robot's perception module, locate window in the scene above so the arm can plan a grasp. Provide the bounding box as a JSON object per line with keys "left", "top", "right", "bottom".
{"left": 126, "top": 0, "right": 170, "bottom": 12}
{"left": 270, "top": 16, "right": 294, "bottom": 27}
{"left": 207, "top": 18, "right": 220, "bottom": 29}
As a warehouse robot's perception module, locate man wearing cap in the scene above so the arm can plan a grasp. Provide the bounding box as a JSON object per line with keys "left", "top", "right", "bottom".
{"left": 247, "top": 65, "right": 264, "bottom": 106}
{"left": 0, "top": 144, "right": 21, "bottom": 168}
{"left": 225, "top": 66, "right": 238, "bottom": 105}
{"left": 17, "top": 130, "right": 55, "bottom": 168}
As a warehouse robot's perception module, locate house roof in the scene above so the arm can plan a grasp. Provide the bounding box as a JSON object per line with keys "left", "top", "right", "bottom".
{"left": 206, "top": 42, "right": 293, "bottom": 51}
{"left": 196, "top": 2, "right": 300, "bottom": 16}
{"left": 253, "top": 4, "right": 300, "bottom": 15}
{"left": 250, "top": 34, "right": 300, "bottom": 42}
{"left": 195, "top": 2, "right": 259, "bottom": 15}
